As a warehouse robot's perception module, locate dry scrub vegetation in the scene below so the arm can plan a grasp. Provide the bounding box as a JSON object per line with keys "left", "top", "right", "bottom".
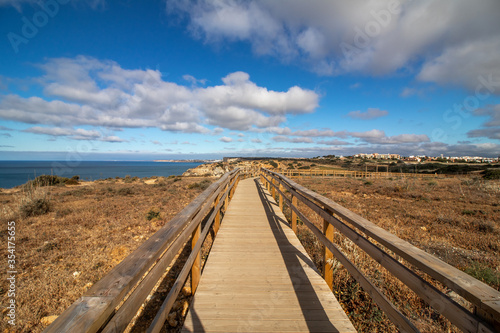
{"left": 0, "top": 175, "right": 215, "bottom": 332}
{"left": 286, "top": 175, "right": 500, "bottom": 332}
{"left": 2, "top": 170, "right": 499, "bottom": 333}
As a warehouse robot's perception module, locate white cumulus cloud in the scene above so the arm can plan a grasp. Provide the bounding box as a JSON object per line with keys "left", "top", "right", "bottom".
{"left": 168, "top": 0, "right": 500, "bottom": 92}
{"left": 0, "top": 56, "right": 319, "bottom": 136}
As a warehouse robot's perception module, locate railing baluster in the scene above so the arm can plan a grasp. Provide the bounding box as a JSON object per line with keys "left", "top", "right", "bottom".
{"left": 278, "top": 183, "right": 283, "bottom": 211}
{"left": 191, "top": 223, "right": 201, "bottom": 294}
{"left": 323, "top": 208, "right": 334, "bottom": 291}
{"left": 214, "top": 192, "right": 221, "bottom": 235}
{"left": 223, "top": 183, "right": 229, "bottom": 213}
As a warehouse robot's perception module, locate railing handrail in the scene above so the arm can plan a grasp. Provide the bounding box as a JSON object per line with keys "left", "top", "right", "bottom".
{"left": 45, "top": 169, "right": 240, "bottom": 333}
{"left": 261, "top": 168, "right": 499, "bottom": 332}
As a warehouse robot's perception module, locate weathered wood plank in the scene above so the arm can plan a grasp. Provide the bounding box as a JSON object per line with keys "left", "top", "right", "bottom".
{"left": 182, "top": 319, "right": 356, "bottom": 333}
{"left": 181, "top": 178, "right": 355, "bottom": 333}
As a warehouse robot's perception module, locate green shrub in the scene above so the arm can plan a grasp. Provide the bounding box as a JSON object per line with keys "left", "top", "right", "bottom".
{"left": 269, "top": 161, "right": 278, "bottom": 168}
{"left": 146, "top": 208, "right": 161, "bottom": 221}
{"left": 21, "top": 175, "right": 68, "bottom": 189}
{"left": 462, "top": 209, "right": 476, "bottom": 216}
{"left": 19, "top": 185, "right": 51, "bottom": 218}
{"left": 465, "top": 263, "right": 500, "bottom": 288}
{"left": 65, "top": 175, "right": 80, "bottom": 185}
{"left": 20, "top": 198, "right": 51, "bottom": 218}
{"left": 483, "top": 169, "right": 500, "bottom": 180}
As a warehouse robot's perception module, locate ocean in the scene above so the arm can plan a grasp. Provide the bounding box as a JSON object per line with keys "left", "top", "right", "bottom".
{"left": 0, "top": 161, "right": 203, "bottom": 189}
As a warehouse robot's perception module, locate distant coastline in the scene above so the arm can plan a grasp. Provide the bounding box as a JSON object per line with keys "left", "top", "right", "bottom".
{"left": 153, "top": 159, "right": 217, "bottom": 163}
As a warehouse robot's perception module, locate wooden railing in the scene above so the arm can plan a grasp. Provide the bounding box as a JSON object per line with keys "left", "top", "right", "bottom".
{"left": 45, "top": 169, "right": 240, "bottom": 333}
{"left": 261, "top": 168, "right": 500, "bottom": 333}
{"left": 281, "top": 168, "right": 440, "bottom": 179}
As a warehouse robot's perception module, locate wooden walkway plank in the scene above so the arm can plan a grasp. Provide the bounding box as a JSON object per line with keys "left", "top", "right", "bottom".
{"left": 181, "top": 178, "right": 356, "bottom": 333}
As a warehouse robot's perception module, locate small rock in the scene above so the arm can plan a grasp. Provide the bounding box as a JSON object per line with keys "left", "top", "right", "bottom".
{"left": 72, "top": 271, "right": 81, "bottom": 278}
{"left": 181, "top": 301, "right": 189, "bottom": 317}
{"left": 41, "top": 315, "right": 58, "bottom": 326}
{"left": 420, "top": 226, "right": 427, "bottom": 231}
{"left": 167, "top": 312, "right": 178, "bottom": 327}
{"left": 182, "top": 286, "right": 192, "bottom": 296}
{"left": 83, "top": 282, "right": 93, "bottom": 292}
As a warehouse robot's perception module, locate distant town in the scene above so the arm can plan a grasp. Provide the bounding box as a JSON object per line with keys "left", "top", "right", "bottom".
{"left": 350, "top": 153, "right": 499, "bottom": 163}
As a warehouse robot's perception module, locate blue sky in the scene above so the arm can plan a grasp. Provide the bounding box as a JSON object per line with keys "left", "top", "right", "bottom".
{"left": 0, "top": 0, "right": 499, "bottom": 160}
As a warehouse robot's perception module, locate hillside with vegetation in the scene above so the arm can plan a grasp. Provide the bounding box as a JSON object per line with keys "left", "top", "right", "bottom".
{"left": 1, "top": 164, "right": 499, "bottom": 332}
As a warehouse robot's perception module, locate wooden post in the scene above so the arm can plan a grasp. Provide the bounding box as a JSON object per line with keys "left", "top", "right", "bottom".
{"left": 214, "top": 193, "right": 221, "bottom": 235}
{"left": 475, "top": 306, "right": 500, "bottom": 331}
{"left": 291, "top": 195, "right": 297, "bottom": 234}
{"left": 279, "top": 183, "right": 283, "bottom": 211}
{"left": 271, "top": 178, "right": 276, "bottom": 198}
{"left": 223, "top": 183, "right": 229, "bottom": 213}
{"left": 191, "top": 223, "right": 201, "bottom": 294}
{"left": 323, "top": 208, "right": 334, "bottom": 291}
{"left": 229, "top": 182, "right": 234, "bottom": 200}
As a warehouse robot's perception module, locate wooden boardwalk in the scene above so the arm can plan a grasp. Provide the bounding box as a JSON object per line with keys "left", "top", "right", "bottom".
{"left": 182, "top": 178, "right": 356, "bottom": 333}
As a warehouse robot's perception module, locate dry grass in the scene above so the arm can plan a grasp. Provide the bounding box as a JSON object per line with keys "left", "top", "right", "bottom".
{"left": 2, "top": 171, "right": 498, "bottom": 332}
{"left": 285, "top": 175, "right": 500, "bottom": 332}
{"left": 0, "top": 176, "right": 214, "bottom": 332}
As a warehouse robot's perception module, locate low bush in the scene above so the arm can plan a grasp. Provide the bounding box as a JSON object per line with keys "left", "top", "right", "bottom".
{"left": 465, "top": 263, "right": 500, "bottom": 288}
{"left": 188, "top": 179, "right": 212, "bottom": 190}
{"left": 19, "top": 185, "right": 51, "bottom": 218}
{"left": 146, "top": 208, "right": 161, "bottom": 221}
{"left": 117, "top": 187, "right": 134, "bottom": 195}
{"left": 65, "top": 175, "right": 80, "bottom": 185}
{"left": 483, "top": 169, "right": 500, "bottom": 180}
